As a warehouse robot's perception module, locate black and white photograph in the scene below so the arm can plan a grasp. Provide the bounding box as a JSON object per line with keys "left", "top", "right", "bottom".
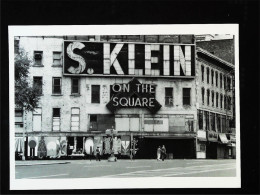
{"left": 9, "top": 25, "right": 240, "bottom": 189}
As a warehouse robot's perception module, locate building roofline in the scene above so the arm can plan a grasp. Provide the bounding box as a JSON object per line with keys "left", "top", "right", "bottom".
{"left": 197, "top": 47, "right": 235, "bottom": 69}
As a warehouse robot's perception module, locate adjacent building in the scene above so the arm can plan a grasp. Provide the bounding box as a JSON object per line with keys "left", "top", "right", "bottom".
{"left": 14, "top": 35, "right": 235, "bottom": 160}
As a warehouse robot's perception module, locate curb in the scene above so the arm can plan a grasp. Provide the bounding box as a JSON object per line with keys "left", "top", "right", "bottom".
{"left": 15, "top": 162, "right": 71, "bottom": 166}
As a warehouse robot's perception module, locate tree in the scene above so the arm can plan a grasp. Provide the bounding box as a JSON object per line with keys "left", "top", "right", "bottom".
{"left": 15, "top": 49, "right": 41, "bottom": 111}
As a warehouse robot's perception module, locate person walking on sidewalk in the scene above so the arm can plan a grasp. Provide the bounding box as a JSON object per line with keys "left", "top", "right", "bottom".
{"left": 161, "top": 145, "right": 167, "bottom": 161}
{"left": 157, "top": 146, "right": 161, "bottom": 161}
{"left": 96, "top": 147, "right": 101, "bottom": 161}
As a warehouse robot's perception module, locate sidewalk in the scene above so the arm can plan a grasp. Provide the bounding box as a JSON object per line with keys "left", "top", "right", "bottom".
{"left": 15, "top": 160, "right": 71, "bottom": 166}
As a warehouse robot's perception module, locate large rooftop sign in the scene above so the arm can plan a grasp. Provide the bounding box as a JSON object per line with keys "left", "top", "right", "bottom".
{"left": 63, "top": 40, "right": 195, "bottom": 77}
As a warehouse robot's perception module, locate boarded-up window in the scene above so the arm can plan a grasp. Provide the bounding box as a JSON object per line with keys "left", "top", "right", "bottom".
{"left": 33, "top": 108, "right": 42, "bottom": 131}
{"left": 71, "top": 78, "right": 80, "bottom": 94}
{"left": 33, "top": 77, "right": 42, "bottom": 94}
{"left": 116, "top": 117, "right": 130, "bottom": 131}
{"left": 15, "top": 110, "right": 23, "bottom": 128}
{"left": 183, "top": 88, "right": 191, "bottom": 105}
{"left": 52, "top": 77, "right": 61, "bottom": 94}
{"left": 53, "top": 108, "right": 60, "bottom": 131}
{"left": 53, "top": 52, "right": 62, "bottom": 66}
{"left": 165, "top": 88, "right": 173, "bottom": 106}
{"left": 71, "top": 108, "right": 80, "bottom": 131}
{"left": 129, "top": 117, "right": 139, "bottom": 131}
{"left": 91, "top": 85, "right": 100, "bottom": 103}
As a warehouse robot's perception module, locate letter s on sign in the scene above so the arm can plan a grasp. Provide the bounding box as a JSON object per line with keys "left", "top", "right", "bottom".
{"left": 66, "top": 42, "right": 86, "bottom": 74}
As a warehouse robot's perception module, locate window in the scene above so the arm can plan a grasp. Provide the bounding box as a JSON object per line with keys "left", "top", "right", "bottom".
{"left": 199, "top": 144, "right": 206, "bottom": 152}
{"left": 183, "top": 88, "right": 191, "bottom": 105}
{"left": 207, "top": 89, "right": 210, "bottom": 106}
{"left": 53, "top": 108, "right": 60, "bottom": 131}
{"left": 220, "top": 94, "right": 223, "bottom": 109}
{"left": 227, "top": 96, "right": 231, "bottom": 110}
{"left": 215, "top": 72, "right": 218, "bottom": 87}
{"left": 33, "top": 77, "right": 43, "bottom": 94}
{"left": 53, "top": 52, "right": 62, "bottom": 66}
{"left": 222, "top": 115, "right": 226, "bottom": 133}
{"left": 224, "top": 95, "right": 227, "bottom": 109}
{"left": 198, "top": 110, "right": 203, "bottom": 130}
{"left": 34, "top": 51, "right": 43, "bottom": 65}
{"left": 201, "top": 88, "right": 205, "bottom": 105}
{"left": 52, "top": 77, "right": 61, "bottom": 94}
{"left": 223, "top": 75, "right": 226, "bottom": 90}
{"left": 91, "top": 85, "right": 100, "bottom": 103}
{"left": 217, "top": 114, "right": 221, "bottom": 132}
{"left": 210, "top": 113, "right": 215, "bottom": 131}
{"left": 71, "top": 108, "right": 80, "bottom": 131}
{"left": 205, "top": 111, "right": 209, "bottom": 130}
{"left": 71, "top": 78, "right": 80, "bottom": 94}
{"left": 216, "top": 93, "right": 219, "bottom": 108}
{"left": 15, "top": 110, "right": 23, "bottom": 128}
{"left": 165, "top": 88, "right": 173, "bottom": 106}
{"left": 211, "top": 70, "right": 214, "bottom": 85}
{"left": 207, "top": 68, "right": 210, "bottom": 84}
{"left": 227, "top": 77, "right": 231, "bottom": 90}
{"left": 33, "top": 108, "right": 42, "bottom": 131}
{"left": 201, "top": 65, "right": 204, "bottom": 82}
{"left": 89, "top": 114, "right": 98, "bottom": 130}
{"left": 220, "top": 73, "right": 222, "bottom": 88}
{"left": 211, "top": 91, "right": 214, "bottom": 107}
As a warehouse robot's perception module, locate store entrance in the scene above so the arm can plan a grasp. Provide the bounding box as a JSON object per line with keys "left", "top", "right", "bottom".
{"left": 135, "top": 138, "right": 196, "bottom": 159}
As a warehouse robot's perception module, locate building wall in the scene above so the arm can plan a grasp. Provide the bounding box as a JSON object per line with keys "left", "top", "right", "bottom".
{"left": 17, "top": 36, "right": 197, "bottom": 135}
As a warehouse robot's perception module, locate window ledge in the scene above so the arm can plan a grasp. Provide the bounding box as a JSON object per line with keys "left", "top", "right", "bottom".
{"left": 52, "top": 94, "right": 63, "bottom": 96}
{"left": 52, "top": 65, "right": 62, "bottom": 67}
{"left": 71, "top": 94, "right": 81, "bottom": 97}
{"left": 32, "top": 65, "right": 44, "bottom": 67}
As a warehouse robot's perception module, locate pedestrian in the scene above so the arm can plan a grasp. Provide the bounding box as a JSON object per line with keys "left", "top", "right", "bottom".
{"left": 161, "top": 145, "right": 167, "bottom": 161}
{"left": 96, "top": 147, "right": 101, "bottom": 161}
{"left": 157, "top": 146, "right": 161, "bottom": 161}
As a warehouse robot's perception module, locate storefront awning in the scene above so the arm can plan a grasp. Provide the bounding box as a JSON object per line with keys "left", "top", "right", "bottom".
{"left": 219, "top": 133, "right": 229, "bottom": 144}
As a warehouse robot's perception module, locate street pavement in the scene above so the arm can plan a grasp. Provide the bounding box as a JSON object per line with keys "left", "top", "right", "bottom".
{"left": 15, "top": 159, "right": 236, "bottom": 179}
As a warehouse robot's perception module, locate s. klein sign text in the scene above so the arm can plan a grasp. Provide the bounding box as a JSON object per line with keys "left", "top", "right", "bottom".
{"left": 63, "top": 40, "right": 195, "bottom": 77}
